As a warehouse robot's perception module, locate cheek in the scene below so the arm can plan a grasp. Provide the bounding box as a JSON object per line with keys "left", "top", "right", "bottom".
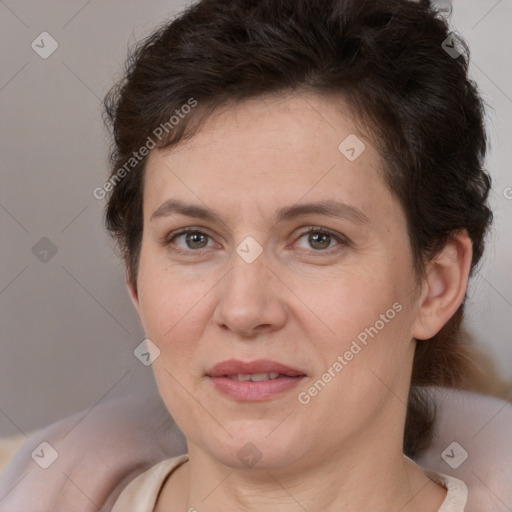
{"left": 296, "top": 254, "right": 417, "bottom": 378}
{"left": 292, "top": 262, "right": 404, "bottom": 337}
{"left": 297, "top": 279, "right": 414, "bottom": 418}
{"left": 136, "top": 259, "right": 211, "bottom": 353}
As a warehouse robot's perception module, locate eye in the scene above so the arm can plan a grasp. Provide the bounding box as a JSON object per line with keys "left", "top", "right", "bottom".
{"left": 293, "top": 227, "right": 348, "bottom": 253}
{"left": 164, "top": 228, "right": 217, "bottom": 253}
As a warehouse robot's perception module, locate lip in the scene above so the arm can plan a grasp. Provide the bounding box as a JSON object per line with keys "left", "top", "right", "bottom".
{"left": 207, "top": 359, "right": 307, "bottom": 401}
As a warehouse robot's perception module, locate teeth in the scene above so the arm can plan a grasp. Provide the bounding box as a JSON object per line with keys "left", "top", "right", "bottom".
{"left": 251, "top": 372, "right": 273, "bottom": 382}
{"left": 226, "top": 372, "right": 280, "bottom": 381}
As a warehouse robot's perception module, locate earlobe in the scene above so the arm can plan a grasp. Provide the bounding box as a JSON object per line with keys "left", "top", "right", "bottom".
{"left": 413, "top": 230, "right": 473, "bottom": 340}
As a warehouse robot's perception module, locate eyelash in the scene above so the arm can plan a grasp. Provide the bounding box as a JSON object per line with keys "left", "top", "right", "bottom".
{"left": 162, "top": 226, "right": 349, "bottom": 256}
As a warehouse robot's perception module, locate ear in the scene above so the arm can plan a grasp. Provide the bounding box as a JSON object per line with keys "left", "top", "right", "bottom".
{"left": 413, "top": 230, "right": 473, "bottom": 340}
{"left": 125, "top": 267, "right": 140, "bottom": 315}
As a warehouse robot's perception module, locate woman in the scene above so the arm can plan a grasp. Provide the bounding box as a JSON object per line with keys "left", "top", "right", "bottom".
{"left": 102, "top": 0, "right": 492, "bottom": 509}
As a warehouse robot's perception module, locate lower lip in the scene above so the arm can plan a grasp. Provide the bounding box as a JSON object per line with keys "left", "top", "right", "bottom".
{"left": 209, "top": 375, "right": 305, "bottom": 401}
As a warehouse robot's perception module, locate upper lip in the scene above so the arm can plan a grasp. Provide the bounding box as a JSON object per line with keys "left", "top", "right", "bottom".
{"left": 207, "top": 359, "right": 306, "bottom": 377}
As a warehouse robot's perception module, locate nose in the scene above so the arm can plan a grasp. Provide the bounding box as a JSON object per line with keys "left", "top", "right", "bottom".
{"left": 212, "top": 248, "right": 288, "bottom": 339}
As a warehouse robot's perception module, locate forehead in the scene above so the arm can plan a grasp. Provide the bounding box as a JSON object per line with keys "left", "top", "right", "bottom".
{"left": 142, "top": 92, "right": 396, "bottom": 225}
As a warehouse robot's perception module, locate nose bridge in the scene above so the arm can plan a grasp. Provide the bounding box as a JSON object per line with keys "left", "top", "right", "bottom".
{"left": 213, "top": 242, "right": 287, "bottom": 335}
{"left": 224, "top": 245, "right": 270, "bottom": 309}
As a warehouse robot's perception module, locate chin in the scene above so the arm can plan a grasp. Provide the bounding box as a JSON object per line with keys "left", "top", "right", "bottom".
{"left": 212, "top": 444, "right": 304, "bottom": 471}
{"left": 203, "top": 422, "right": 307, "bottom": 470}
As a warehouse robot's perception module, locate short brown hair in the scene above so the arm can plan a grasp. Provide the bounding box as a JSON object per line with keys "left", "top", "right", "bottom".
{"left": 103, "top": 0, "right": 493, "bottom": 458}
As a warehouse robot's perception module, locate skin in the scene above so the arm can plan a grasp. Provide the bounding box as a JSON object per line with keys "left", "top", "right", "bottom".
{"left": 127, "top": 91, "right": 472, "bottom": 512}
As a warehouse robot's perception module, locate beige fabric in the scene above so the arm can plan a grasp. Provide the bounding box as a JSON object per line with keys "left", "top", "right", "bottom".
{"left": 0, "top": 434, "right": 29, "bottom": 473}
{"left": 111, "top": 454, "right": 189, "bottom": 511}
{"left": 423, "top": 468, "right": 468, "bottom": 512}
{"left": 112, "top": 453, "right": 468, "bottom": 511}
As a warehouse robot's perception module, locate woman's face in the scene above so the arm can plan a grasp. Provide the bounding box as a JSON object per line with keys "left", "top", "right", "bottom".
{"left": 130, "top": 92, "right": 425, "bottom": 470}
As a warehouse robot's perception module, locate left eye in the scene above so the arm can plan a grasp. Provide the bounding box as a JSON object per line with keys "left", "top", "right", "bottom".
{"left": 294, "top": 228, "right": 344, "bottom": 252}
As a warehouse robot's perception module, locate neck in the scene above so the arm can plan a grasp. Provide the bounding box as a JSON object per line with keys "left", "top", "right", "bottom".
{"left": 159, "top": 437, "right": 446, "bottom": 512}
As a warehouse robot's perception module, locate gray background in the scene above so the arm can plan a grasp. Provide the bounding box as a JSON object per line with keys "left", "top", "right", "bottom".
{"left": 1, "top": 0, "right": 511, "bottom": 438}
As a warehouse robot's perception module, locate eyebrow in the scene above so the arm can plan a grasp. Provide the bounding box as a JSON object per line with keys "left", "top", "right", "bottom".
{"left": 150, "top": 198, "right": 370, "bottom": 225}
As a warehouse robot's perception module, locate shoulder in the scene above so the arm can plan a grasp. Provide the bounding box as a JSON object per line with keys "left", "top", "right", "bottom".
{"left": 0, "top": 391, "right": 186, "bottom": 511}
{"left": 422, "top": 468, "right": 468, "bottom": 512}
{"left": 419, "top": 386, "right": 512, "bottom": 512}
{"left": 111, "top": 454, "right": 189, "bottom": 511}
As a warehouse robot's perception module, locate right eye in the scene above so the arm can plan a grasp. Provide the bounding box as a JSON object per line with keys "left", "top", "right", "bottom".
{"left": 163, "top": 228, "right": 219, "bottom": 255}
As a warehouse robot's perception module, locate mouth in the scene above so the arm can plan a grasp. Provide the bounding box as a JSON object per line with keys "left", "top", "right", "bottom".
{"left": 206, "top": 359, "right": 307, "bottom": 401}
{"left": 224, "top": 372, "right": 283, "bottom": 381}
